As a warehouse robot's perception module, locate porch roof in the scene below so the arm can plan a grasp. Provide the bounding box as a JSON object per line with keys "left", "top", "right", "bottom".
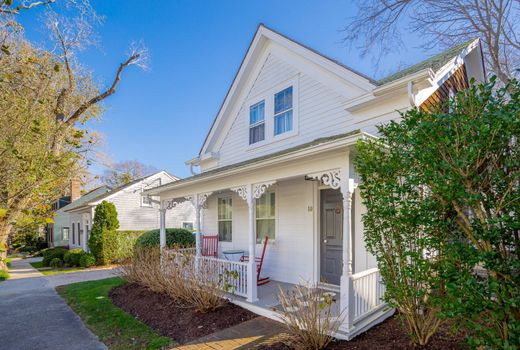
{"left": 146, "top": 129, "right": 370, "bottom": 196}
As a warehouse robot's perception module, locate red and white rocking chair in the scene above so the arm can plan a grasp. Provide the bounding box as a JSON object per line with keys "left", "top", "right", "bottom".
{"left": 240, "top": 236, "right": 270, "bottom": 286}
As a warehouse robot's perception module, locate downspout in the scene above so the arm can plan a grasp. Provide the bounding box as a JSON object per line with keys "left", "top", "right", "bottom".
{"left": 407, "top": 81, "right": 416, "bottom": 107}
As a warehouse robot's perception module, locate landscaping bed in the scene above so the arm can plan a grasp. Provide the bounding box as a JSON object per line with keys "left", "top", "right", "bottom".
{"left": 109, "top": 282, "right": 258, "bottom": 344}
{"left": 259, "top": 315, "right": 468, "bottom": 350}
{"left": 57, "top": 277, "right": 172, "bottom": 350}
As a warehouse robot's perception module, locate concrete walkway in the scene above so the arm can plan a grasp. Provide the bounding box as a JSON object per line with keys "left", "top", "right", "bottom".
{"left": 174, "top": 317, "right": 291, "bottom": 350}
{"left": 0, "top": 257, "right": 117, "bottom": 350}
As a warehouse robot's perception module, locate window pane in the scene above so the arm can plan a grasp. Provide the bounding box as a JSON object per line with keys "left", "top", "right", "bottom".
{"left": 218, "top": 197, "right": 232, "bottom": 220}
{"left": 274, "top": 110, "right": 293, "bottom": 135}
{"left": 256, "top": 219, "right": 275, "bottom": 241}
{"left": 218, "top": 221, "right": 232, "bottom": 242}
{"left": 274, "top": 86, "right": 293, "bottom": 114}
{"left": 250, "top": 101, "right": 265, "bottom": 125}
{"left": 249, "top": 123, "right": 265, "bottom": 144}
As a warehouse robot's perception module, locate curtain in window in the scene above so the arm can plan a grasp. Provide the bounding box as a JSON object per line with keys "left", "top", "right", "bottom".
{"left": 218, "top": 197, "right": 232, "bottom": 241}
{"left": 256, "top": 191, "right": 275, "bottom": 241}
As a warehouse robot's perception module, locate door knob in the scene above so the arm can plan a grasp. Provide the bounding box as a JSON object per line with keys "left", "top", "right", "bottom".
{"left": 323, "top": 239, "right": 328, "bottom": 243}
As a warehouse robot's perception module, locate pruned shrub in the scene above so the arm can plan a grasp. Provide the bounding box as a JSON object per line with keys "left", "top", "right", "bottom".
{"left": 79, "top": 253, "right": 96, "bottom": 268}
{"left": 42, "top": 247, "right": 68, "bottom": 267}
{"left": 135, "top": 228, "right": 194, "bottom": 248}
{"left": 121, "top": 246, "right": 227, "bottom": 313}
{"left": 277, "top": 281, "right": 343, "bottom": 350}
{"left": 49, "top": 258, "right": 63, "bottom": 268}
{"left": 120, "top": 246, "right": 166, "bottom": 293}
{"left": 89, "top": 201, "right": 120, "bottom": 265}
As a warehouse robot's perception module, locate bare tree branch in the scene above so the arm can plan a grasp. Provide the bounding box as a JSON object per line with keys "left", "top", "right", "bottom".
{"left": 343, "top": 0, "right": 520, "bottom": 85}
{"left": 0, "top": 0, "right": 54, "bottom": 15}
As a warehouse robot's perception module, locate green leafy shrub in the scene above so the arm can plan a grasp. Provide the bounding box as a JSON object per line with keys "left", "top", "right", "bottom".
{"left": 356, "top": 77, "right": 520, "bottom": 348}
{"left": 49, "top": 258, "right": 63, "bottom": 268}
{"left": 64, "top": 248, "right": 85, "bottom": 267}
{"left": 115, "top": 230, "right": 147, "bottom": 261}
{"left": 135, "top": 228, "right": 194, "bottom": 248}
{"left": 42, "top": 247, "right": 68, "bottom": 267}
{"left": 79, "top": 253, "right": 96, "bottom": 268}
{"left": 0, "top": 269, "right": 8, "bottom": 281}
{"left": 89, "top": 201, "right": 120, "bottom": 265}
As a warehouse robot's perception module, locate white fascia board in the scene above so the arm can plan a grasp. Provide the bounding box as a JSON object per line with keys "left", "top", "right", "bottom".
{"left": 145, "top": 131, "right": 372, "bottom": 196}
{"left": 343, "top": 69, "right": 432, "bottom": 112}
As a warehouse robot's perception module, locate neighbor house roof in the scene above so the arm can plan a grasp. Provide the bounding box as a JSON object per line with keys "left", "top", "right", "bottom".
{"left": 65, "top": 171, "right": 177, "bottom": 212}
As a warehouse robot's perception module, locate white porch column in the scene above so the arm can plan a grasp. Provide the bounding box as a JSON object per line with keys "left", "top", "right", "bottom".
{"left": 246, "top": 184, "right": 258, "bottom": 302}
{"left": 194, "top": 194, "right": 202, "bottom": 257}
{"left": 159, "top": 206, "right": 166, "bottom": 250}
{"left": 340, "top": 163, "right": 356, "bottom": 330}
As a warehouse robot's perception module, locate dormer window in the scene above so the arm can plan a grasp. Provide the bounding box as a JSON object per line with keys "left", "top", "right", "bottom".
{"left": 274, "top": 86, "right": 293, "bottom": 135}
{"left": 249, "top": 100, "right": 265, "bottom": 144}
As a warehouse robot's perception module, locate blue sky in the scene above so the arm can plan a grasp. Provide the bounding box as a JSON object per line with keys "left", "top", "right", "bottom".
{"left": 20, "top": 0, "right": 431, "bottom": 178}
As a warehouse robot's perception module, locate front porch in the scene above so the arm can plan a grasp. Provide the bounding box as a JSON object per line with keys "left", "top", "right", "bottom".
{"left": 150, "top": 134, "right": 393, "bottom": 339}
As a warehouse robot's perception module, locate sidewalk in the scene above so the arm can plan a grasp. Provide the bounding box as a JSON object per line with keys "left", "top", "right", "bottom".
{"left": 0, "top": 257, "right": 113, "bottom": 350}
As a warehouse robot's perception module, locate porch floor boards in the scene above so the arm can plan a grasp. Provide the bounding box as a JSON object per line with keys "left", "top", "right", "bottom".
{"left": 229, "top": 279, "right": 342, "bottom": 317}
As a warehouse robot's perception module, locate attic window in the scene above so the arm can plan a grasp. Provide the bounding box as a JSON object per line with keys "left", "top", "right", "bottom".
{"left": 274, "top": 86, "right": 293, "bottom": 135}
{"left": 249, "top": 100, "right": 265, "bottom": 144}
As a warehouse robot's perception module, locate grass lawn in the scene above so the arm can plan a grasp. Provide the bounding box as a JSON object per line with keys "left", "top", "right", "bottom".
{"left": 30, "top": 261, "right": 87, "bottom": 275}
{"left": 57, "top": 277, "right": 173, "bottom": 350}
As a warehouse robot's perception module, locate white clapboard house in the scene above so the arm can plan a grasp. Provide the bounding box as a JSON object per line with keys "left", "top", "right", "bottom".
{"left": 53, "top": 171, "right": 195, "bottom": 251}
{"left": 144, "top": 25, "right": 486, "bottom": 339}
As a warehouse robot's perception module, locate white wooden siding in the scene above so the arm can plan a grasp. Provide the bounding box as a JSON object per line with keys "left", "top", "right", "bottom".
{"left": 204, "top": 49, "right": 409, "bottom": 171}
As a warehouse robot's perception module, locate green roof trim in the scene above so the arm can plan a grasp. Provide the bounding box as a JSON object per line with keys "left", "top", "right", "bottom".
{"left": 376, "top": 41, "right": 473, "bottom": 85}
{"left": 150, "top": 129, "right": 363, "bottom": 192}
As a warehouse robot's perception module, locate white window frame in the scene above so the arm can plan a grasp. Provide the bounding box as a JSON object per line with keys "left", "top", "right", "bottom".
{"left": 217, "top": 196, "right": 233, "bottom": 242}
{"left": 62, "top": 227, "right": 69, "bottom": 240}
{"left": 248, "top": 100, "right": 266, "bottom": 145}
{"left": 247, "top": 75, "right": 299, "bottom": 150}
{"left": 182, "top": 222, "right": 194, "bottom": 230}
{"left": 140, "top": 188, "right": 153, "bottom": 207}
{"left": 254, "top": 188, "right": 277, "bottom": 243}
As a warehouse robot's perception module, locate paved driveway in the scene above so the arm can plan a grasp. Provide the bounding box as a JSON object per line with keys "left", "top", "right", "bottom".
{"left": 0, "top": 257, "right": 117, "bottom": 350}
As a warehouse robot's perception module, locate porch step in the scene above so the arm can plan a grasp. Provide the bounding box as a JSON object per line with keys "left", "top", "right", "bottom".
{"left": 335, "top": 306, "right": 395, "bottom": 341}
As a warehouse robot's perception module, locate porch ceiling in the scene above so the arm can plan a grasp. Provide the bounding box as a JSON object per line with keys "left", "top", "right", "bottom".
{"left": 147, "top": 130, "right": 370, "bottom": 200}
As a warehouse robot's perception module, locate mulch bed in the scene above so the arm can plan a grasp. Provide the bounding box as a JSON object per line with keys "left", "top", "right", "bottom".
{"left": 258, "top": 316, "right": 467, "bottom": 350}
{"left": 109, "top": 283, "right": 258, "bottom": 344}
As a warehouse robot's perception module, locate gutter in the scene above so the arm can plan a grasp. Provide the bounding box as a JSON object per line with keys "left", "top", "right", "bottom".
{"left": 145, "top": 131, "right": 375, "bottom": 196}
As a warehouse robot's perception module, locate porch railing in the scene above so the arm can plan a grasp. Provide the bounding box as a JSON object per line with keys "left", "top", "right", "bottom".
{"left": 351, "top": 268, "right": 385, "bottom": 321}
{"left": 161, "top": 249, "right": 249, "bottom": 298}
{"left": 199, "top": 256, "right": 248, "bottom": 297}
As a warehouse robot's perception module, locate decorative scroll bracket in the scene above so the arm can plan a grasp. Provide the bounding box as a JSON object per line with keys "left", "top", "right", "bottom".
{"left": 197, "top": 192, "right": 213, "bottom": 209}
{"left": 163, "top": 197, "right": 189, "bottom": 211}
{"left": 307, "top": 169, "right": 342, "bottom": 190}
{"left": 252, "top": 181, "right": 276, "bottom": 199}
{"left": 230, "top": 185, "right": 249, "bottom": 202}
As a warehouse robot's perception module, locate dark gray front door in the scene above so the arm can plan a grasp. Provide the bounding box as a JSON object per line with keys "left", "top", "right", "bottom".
{"left": 320, "top": 189, "right": 343, "bottom": 285}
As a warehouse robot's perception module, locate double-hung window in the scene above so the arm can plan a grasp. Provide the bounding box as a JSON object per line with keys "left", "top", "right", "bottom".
{"left": 274, "top": 86, "right": 293, "bottom": 136}
{"left": 255, "top": 191, "right": 275, "bottom": 241}
{"left": 62, "top": 227, "right": 69, "bottom": 240}
{"left": 217, "top": 197, "right": 232, "bottom": 242}
{"left": 249, "top": 101, "right": 265, "bottom": 144}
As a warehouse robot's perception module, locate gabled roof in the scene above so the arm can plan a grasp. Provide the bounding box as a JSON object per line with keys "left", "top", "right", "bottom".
{"left": 199, "top": 23, "right": 377, "bottom": 156}
{"left": 64, "top": 171, "right": 177, "bottom": 212}
{"left": 59, "top": 186, "right": 111, "bottom": 212}
{"left": 198, "top": 23, "right": 479, "bottom": 158}
{"left": 376, "top": 41, "right": 474, "bottom": 85}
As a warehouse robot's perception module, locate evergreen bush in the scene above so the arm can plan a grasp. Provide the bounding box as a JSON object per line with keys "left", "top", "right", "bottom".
{"left": 135, "top": 228, "right": 194, "bottom": 248}
{"left": 79, "top": 253, "right": 96, "bottom": 268}
{"left": 88, "top": 201, "right": 119, "bottom": 265}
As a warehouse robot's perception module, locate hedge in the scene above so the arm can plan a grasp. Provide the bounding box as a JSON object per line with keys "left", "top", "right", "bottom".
{"left": 42, "top": 247, "right": 68, "bottom": 267}
{"left": 115, "top": 230, "right": 147, "bottom": 261}
{"left": 64, "top": 248, "right": 86, "bottom": 267}
{"left": 135, "top": 228, "right": 195, "bottom": 248}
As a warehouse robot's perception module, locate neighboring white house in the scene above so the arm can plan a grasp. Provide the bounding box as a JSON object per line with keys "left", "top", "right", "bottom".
{"left": 53, "top": 171, "right": 195, "bottom": 251}
{"left": 145, "top": 24, "right": 486, "bottom": 339}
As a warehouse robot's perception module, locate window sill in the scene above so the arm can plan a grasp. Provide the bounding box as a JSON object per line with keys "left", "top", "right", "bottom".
{"left": 246, "top": 130, "right": 298, "bottom": 151}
